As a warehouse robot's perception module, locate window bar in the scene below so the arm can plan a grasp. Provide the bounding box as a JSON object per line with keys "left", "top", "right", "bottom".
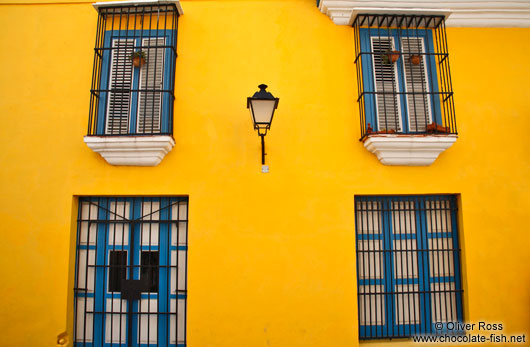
{"left": 109, "top": 199, "right": 115, "bottom": 345}
{"left": 353, "top": 18, "right": 364, "bottom": 137}
{"left": 117, "top": 6, "right": 126, "bottom": 135}
{"left": 452, "top": 197, "right": 463, "bottom": 321}
{"left": 374, "top": 200, "right": 378, "bottom": 335}
{"left": 416, "top": 196, "right": 428, "bottom": 335}
{"left": 136, "top": 6, "right": 145, "bottom": 135}
{"left": 404, "top": 200, "right": 411, "bottom": 336}
{"left": 88, "top": 13, "right": 102, "bottom": 135}
{"left": 441, "top": 20, "right": 456, "bottom": 133}
{"left": 128, "top": 199, "right": 136, "bottom": 345}
{"left": 91, "top": 198, "right": 100, "bottom": 346}
{"left": 448, "top": 199, "right": 458, "bottom": 325}
{"left": 386, "top": 15, "right": 397, "bottom": 133}
{"left": 407, "top": 17, "right": 419, "bottom": 132}
{"left": 165, "top": 199, "right": 171, "bottom": 345}
{"left": 148, "top": 198, "right": 152, "bottom": 345}
{"left": 162, "top": 6, "right": 169, "bottom": 134}
{"left": 152, "top": 6, "right": 161, "bottom": 136}
{"left": 106, "top": 9, "right": 116, "bottom": 135}
{"left": 84, "top": 198, "right": 92, "bottom": 346}
{"left": 367, "top": 201, "right": 375, "bottom": 338}
{"left": 123, "top": 7, "right": 132, "bottom": 135}
{"left": 177, "top": 199, "right": 181, "bottom": 345}
{"left": 117, "top": 199, "right": 125, "bottom": 346}
{"left": 408, "top": 199, "right": 418, "bottom": 335}
{"left": 418, "top": 16, "right": 433, "bottom": 132}
{"left": 73, "top": 201, "right": 81, "bottom": 345}
{"left": 433, "top": 22, "right": 449, "bottom": 134}
{"left": 359, "top": 17, "right": 366, "bottom": 139}
{"left": 375, "top": 19, "right": 387, "bottom": 132}
{"left": 139, "top": 197, "right": 145, "bottom": 346}
{"left": 435, "top": 199, "right": 446, "bottom": 327}
{"left": 382, "top": 200, "right": 392, "bottom": 338}
{"left": 442, "top": 199, "right": 452, "bottom": 327}
{"left": 354, "top": 201, "right": 363, "bottom": 337}
{"left": 100, "top": 198, "right": 108, "bottom": 345}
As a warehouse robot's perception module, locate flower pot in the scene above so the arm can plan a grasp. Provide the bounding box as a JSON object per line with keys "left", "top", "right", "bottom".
{"left": 410, "top": 55, "right": 421, "bottom": 65}
{"left": 132, "top": 57, "right": 146, "bottom": 67}
{"left": 427, "top": 123, "right": 448, "bottom": 133}
{"left": 387, "top": 51, "right": 400, "bottom": 63}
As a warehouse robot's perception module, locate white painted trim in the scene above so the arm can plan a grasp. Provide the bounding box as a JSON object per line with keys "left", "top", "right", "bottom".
{"left": 363, "top": 134, "right": 457, "bottom": 166}
{"left": 84, "top": 135, "right": 175, "bottom": 166}
{"left": 93, "top": 0, "right": 183, "bottom": 16}
{"left": 318, "top": 1, "right": 530, "bottom": 27}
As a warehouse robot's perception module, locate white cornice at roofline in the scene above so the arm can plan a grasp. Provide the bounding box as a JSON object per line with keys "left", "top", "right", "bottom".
{"left": 318, "top": 1, "right": 530, "bottom": 27}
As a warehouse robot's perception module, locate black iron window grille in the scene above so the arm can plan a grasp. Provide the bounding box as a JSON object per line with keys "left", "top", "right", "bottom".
{"left": 355, "top": 195, "right": 464, "bottom": 339}
{"left": 88, "top": 3, "right": 179, "bottom": 136}
{"left": 353, "top": 14, "right": 456, "bottom": 140}
{"left": 74, "top": 197, "right": 188, "bottom": 346}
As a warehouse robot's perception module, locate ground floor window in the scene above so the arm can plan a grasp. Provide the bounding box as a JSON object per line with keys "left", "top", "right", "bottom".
{"left": 74, "top": 197, "right": 188, "bottom": 346}
{"left": 355, "top": 195, "right": 463, "bottom": 339}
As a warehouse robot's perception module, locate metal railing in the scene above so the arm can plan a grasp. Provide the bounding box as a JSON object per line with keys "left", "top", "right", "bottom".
{"left": 353, "top": 14, "right": 457, "bottom": 140}
{"left": 87, "top": 4, "right": 179, "bottom": 136}
{"left": 74, "top": 196, "right": 188, "bottom": 346}
{"left": 355, "top": 195, "right": 463, "bottom": 339}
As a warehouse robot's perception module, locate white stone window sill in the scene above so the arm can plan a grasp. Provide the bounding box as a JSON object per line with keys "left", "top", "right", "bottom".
{"left": 84, "top": 135, "right": 175, "bottom": 166}
{"left": 363, "top": 134, "right": 457, "bottom": 166}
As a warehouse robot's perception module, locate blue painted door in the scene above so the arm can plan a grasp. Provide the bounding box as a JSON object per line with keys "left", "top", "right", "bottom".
{"left": 74, "top": 197, "right": 188, "bottom": 346}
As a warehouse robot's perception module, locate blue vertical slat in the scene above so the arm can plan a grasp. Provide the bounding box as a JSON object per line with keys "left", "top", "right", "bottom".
{"left": 382, "top": 199, "right": 394, "bottom": 337}
{"left": 130, "top": 198, "right": 142, "bottom": 347}
{"left": 417, "top": 197, "right": 433, "bottom": 333}
{"left": 158, "top": 197, "right": 170, "bottom": 346}
{"left": 97, "top": 35, "right": 112, "bottom": 135}
{"left": 449, "top": 196, "right": 464, "bottom": 323}
{"left": 359, "top": 29, "right": 376, "bottom": 131}
{"left": 392, "top": 31, "right": 409, "bottom": 133}
{"left": 425, "top": 30, "right": 442, "bottom": 125}
{"left": 94, "top": 198, "right": 108, "bottom": 347}
{"left": 129, "top": 38, "right": 141, "bottom": 134}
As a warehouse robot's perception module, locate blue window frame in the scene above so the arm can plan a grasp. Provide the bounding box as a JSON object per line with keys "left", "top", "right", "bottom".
{"left": 355, "top": 195, "right": 463, "bottom": 339}
{"left": 96, "top": 30, "right": 177, "bottom": 135}
{"left": 359, "top": 28, "right": 442, "bottom": 134}
{"left": 74, "top": 197, "right": 188, "bottom": 346}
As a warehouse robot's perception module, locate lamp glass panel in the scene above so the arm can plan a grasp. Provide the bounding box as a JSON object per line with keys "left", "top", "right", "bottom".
{"left": 250, "top": 99, "right": 276, "bottom": 125}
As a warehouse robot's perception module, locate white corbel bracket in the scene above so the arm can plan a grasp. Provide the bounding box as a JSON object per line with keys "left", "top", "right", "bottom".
{"left": 84, "top": 135, "right": 175, "bottom": 166}
{"left": 363, "top": 134, "right": 457, "bottom": 166}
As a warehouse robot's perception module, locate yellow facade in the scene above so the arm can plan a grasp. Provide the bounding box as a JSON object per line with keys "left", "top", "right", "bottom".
{"left": 0, "top": 0, "right": 529, "bottom": 346}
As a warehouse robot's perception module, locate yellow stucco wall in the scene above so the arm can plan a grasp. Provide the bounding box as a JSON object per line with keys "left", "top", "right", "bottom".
{"left": 0, "top": 0, "right": 529, "bottom": 346}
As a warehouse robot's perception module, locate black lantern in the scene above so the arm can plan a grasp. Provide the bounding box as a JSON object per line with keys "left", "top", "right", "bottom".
{"left": 247, "top": 84, "right": 279, "bottom": 166}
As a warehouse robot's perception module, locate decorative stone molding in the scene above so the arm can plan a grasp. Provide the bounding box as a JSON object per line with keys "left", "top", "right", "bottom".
{"left": 84, "top": 135, "right": 175, "bottom": 166}
{"left": 363, "top": 134, "right": 457, "bottom": 166}
{"left": 318, "top": 1, "right": 530, "bottom": 27}
{"left": 93, "top": 0, "right": 183, "bottom": 15}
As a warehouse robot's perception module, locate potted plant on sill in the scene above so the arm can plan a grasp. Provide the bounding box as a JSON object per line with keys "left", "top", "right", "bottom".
{"left": 130, "top": 51, "right": 147, "bottom": 67}
{"left": 410, "top": 54, "right": 421, "bottom": 65}
{"left": 366, "top": 124, "right": 397, "bottom": 135}
{"left": 427, "top": 122, "right": 449, "bottom": 133}
{"left": 382, "top": 50, "right": 400, "bottom": 64}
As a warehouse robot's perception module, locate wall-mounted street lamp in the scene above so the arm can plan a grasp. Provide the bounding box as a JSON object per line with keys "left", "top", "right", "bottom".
{"left": 247, "top": 84, "right": 279, "bottom": 170}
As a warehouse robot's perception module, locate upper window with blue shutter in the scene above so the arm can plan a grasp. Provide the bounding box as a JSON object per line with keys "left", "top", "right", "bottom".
{"left": 84, "top": 1, "right": 183, "bottom": 167}
{"left": 353, "top": 14, "right": 458, "bottom": 166}
{"left": 98, "top": 34, "right": 174, "bottom": 135}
